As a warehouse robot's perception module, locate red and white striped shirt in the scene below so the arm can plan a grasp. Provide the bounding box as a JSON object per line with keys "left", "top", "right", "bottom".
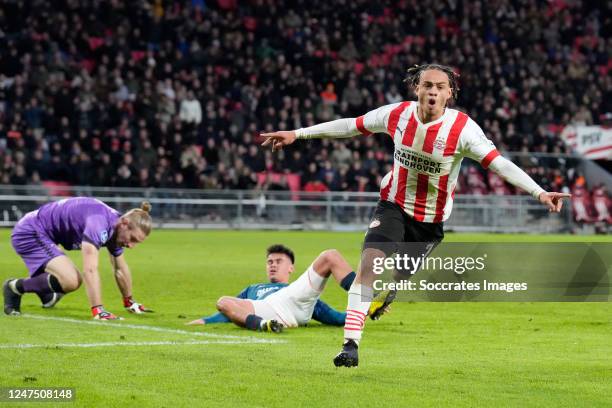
{"left": 296, "top": 101, "right": 544, "bottom": 223}
{"left": 356, "top": 101, "right": 500, "bottom": 222}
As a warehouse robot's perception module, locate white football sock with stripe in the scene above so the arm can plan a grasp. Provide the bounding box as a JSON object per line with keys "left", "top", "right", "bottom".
{"left": 343, "top": 283, "right": 373, "bottom": 345}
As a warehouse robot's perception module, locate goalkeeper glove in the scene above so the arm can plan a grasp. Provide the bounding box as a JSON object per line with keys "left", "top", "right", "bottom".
{"left": 123, "top": 296, "right": 153, "bottom": 314}
{"left": 92, "top": 305, "right": 122, "bottom": 320}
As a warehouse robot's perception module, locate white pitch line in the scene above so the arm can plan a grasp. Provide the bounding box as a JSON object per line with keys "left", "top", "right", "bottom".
{"left": 20, "top": 314, "right": 287, "bottom": 344}
{"left": 0, "top": 340, "right": 269, "bottom": 349}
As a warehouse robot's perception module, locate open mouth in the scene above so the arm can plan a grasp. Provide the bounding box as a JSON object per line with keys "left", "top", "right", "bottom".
{"left": 428, "top": 99, "right": 436, "bottom": 106}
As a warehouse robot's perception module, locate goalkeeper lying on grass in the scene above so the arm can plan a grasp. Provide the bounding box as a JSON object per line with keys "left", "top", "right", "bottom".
{"left": 187, "top": 245, "right": 388, "bottom": 333}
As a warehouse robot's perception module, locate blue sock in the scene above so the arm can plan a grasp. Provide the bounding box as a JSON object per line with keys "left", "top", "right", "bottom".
{"left": 245, "top": 314, "right": 263, "bottom": 331}
{"left": 340, "top": 272, "right": 356, "bottom": 291}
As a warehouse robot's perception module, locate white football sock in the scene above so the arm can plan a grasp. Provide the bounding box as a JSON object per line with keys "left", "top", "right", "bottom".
{"left": 343, "top": 283, "right": 373, "bottom": 345}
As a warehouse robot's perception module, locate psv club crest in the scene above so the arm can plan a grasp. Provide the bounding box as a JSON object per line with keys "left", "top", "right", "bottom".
{"left": 433, "top": 137, "right": 446, "bottom": 150}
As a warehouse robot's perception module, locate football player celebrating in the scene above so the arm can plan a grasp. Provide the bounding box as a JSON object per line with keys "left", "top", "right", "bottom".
{"left": 4, "top": 197, "right": 153, "bottom": 320}
{"left": 261, "top": 64, "right": 571, "bottom": 366}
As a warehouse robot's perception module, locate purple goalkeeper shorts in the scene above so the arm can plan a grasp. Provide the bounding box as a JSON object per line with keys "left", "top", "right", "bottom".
{"left": 11, "top": 211, "right": 64, "bottom": 277}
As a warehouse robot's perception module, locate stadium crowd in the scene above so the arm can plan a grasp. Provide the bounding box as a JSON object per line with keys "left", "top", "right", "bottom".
{"left": 0, "top": 0, "right": 609, "bottom": 207}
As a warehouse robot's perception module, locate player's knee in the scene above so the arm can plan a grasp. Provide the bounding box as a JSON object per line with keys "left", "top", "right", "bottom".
{"left": 75, "top": 272, "right": 83, "bottom": 289}
{"left": 360, "top": 248, "right": 385, "bottom": 276}
{"left": 60, "top": 278, "right": 81, "bottom": 293}
{"left": 319, "top": 249, "right": 340, "bottom": 268}
{"left": 216, "top": 296, "right": 232, "bottom": 313}
{"left": 59, "top": 272, "right": 81, "bottom": 292}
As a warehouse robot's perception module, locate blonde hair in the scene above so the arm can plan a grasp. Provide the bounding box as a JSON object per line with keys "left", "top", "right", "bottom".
{"left": 122, "top": 201, "right": 153, "bottom": 235}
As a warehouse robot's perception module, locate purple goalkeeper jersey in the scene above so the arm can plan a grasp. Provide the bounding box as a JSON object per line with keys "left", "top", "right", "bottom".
{"left": 35, "top": 197, "right": 123, "bottom": 256}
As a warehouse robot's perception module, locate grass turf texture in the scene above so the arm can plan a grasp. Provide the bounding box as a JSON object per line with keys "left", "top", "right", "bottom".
{"left": 0, "top": 229, "right": 610, "bottom": 407}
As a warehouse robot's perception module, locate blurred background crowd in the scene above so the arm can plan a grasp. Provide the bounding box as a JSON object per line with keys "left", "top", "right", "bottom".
{"left": 0, "top": 0, "right": 609, "bottom": 221}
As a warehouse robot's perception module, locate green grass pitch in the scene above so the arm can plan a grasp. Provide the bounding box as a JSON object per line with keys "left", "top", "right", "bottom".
{"left": 0, "top": 229, "right": 610, "bottom": 407}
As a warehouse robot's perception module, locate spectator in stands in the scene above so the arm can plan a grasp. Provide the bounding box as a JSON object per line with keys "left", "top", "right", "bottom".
{"left": 179, "top": 90, "right": 203, "bottom": 125}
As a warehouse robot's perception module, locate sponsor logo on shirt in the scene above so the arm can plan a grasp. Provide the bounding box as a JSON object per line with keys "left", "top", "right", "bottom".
{"left": 394, "top": 147, "right": 445, "bottom": 175}
{"left": 100, "top": 230, "right": 108, "bottom": 244}
{"left": 256, "top": 286, "right": 279, "bottom": 298}
{"left": 369, "top": 219, "right": 381, "bottom": 228}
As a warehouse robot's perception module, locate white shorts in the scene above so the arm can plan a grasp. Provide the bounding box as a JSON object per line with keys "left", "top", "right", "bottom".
{"left": 250, "top": 265, "right": 327, "bottom": 328}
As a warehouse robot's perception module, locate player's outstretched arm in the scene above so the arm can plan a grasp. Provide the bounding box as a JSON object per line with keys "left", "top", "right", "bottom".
{"left": 488, "top": 156, "right": 571, "bottom": 213}
{"left": 261, "top": 105, "right": 396, "bottom": 151}
{"left": 261, "top": 114, "right": 383, "bottom": 152}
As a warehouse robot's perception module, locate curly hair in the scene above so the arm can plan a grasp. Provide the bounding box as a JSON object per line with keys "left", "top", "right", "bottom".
{"left": 404, "top": 63, "right": 460, "bottom": 101}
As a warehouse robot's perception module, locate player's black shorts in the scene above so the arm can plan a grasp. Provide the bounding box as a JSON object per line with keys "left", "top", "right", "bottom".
{"left": 363, "top": 200, "right": 444, "bottom": 275}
